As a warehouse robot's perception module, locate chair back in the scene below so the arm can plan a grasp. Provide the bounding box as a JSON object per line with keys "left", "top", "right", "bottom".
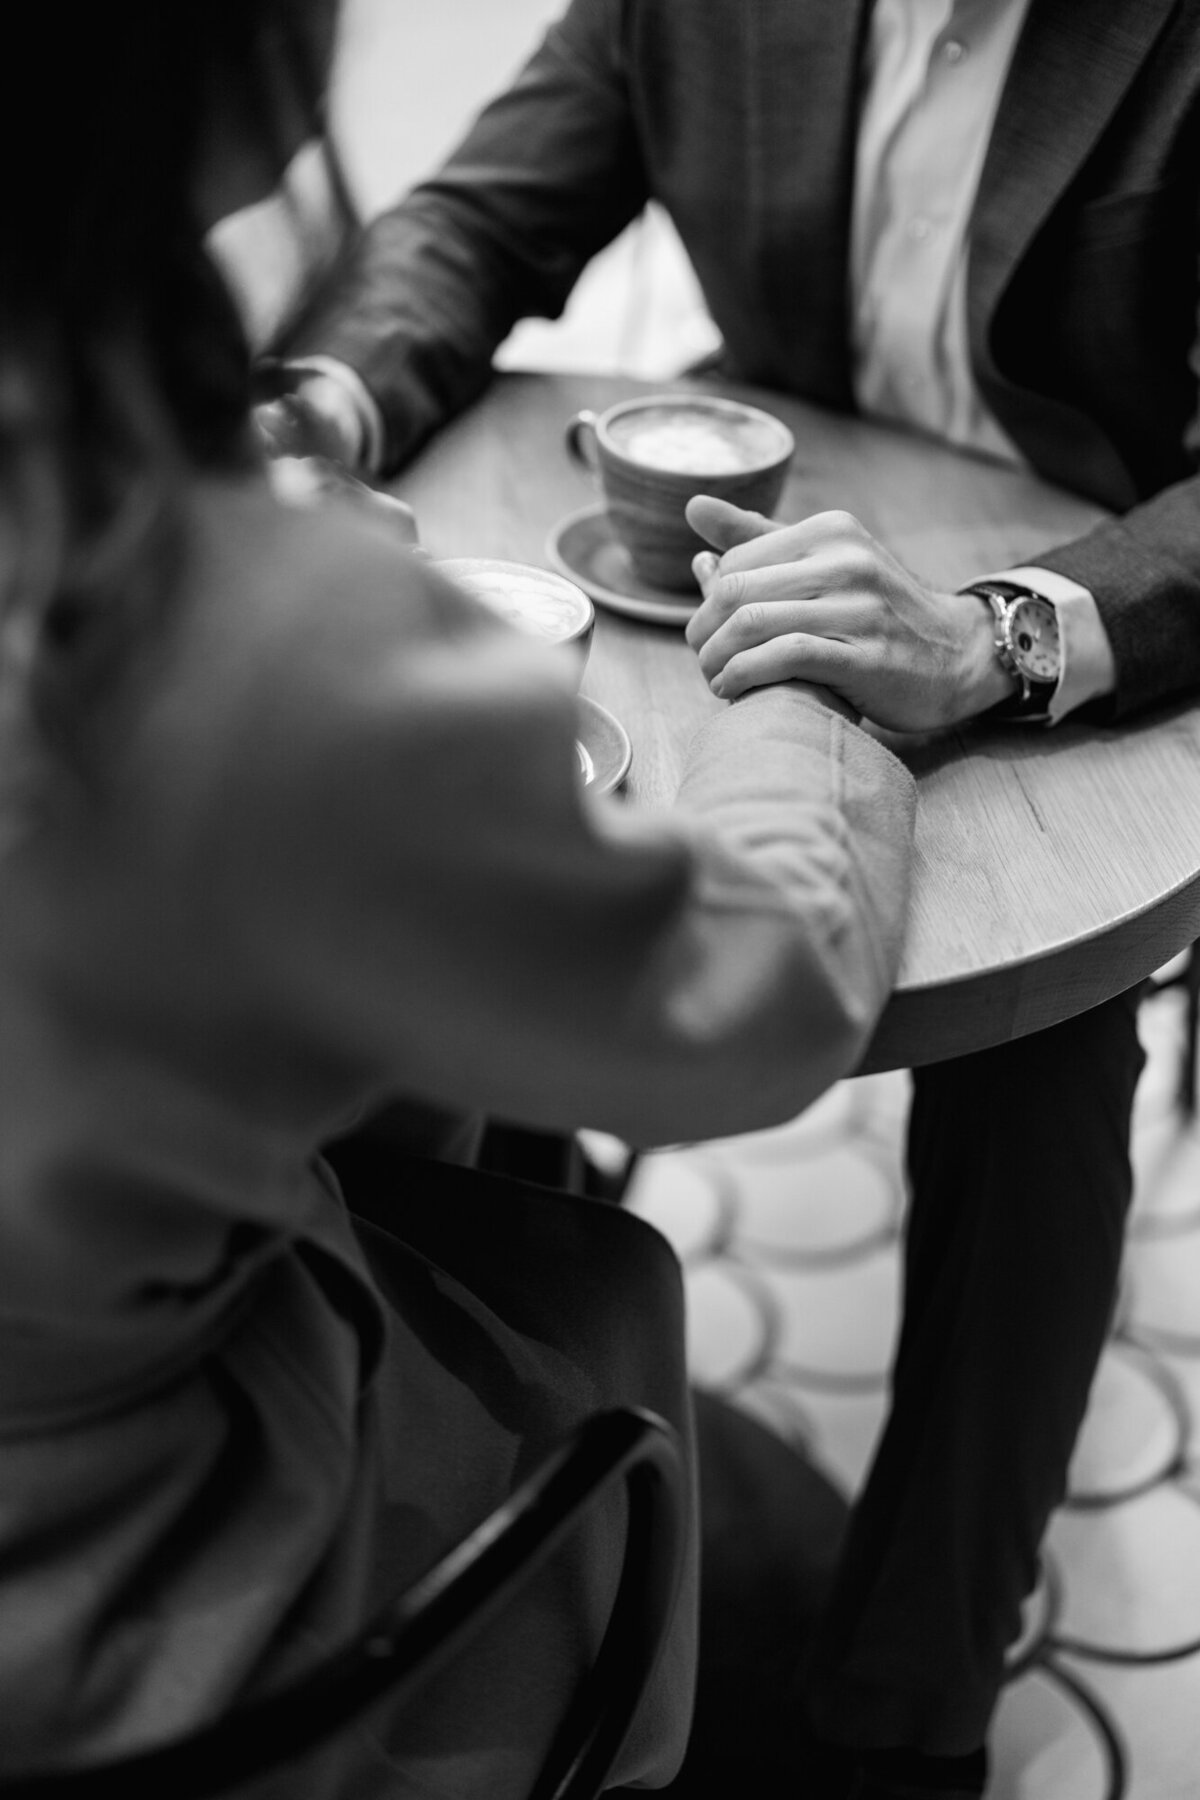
{"left": 1, "top": 1407, "right": 684, "bottom": 1800}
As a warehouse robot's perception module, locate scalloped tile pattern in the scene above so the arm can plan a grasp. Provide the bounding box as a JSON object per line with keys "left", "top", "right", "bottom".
{"left": 629, "top": 982, "right": 1200, "bottom": 1798}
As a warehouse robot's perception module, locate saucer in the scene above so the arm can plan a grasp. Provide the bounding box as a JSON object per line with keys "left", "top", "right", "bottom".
{"left": 576, "top": 695, "right": 632, "bottom": 795}
{"left": 546, "top": 503, "right": 700, "bottom": 627}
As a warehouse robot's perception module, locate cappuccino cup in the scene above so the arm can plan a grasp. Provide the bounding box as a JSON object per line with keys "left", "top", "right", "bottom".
{"left": 439, "top": 558, "right": 594, "bottom": 679}
{"left": 566, "top": 393, "right": 794, "bottom": 592}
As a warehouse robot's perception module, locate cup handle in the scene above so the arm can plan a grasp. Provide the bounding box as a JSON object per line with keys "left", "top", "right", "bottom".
{"left": 565, "top": 410, "right": 600, "bottom": 472}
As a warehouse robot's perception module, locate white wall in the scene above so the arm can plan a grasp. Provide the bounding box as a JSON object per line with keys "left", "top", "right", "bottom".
{"left": 332, "top": 0, "right": 715, "bottom": 376}
{"left": 214, "top": 0, "right": 715, "bottom": 375}
{"left": 331, "top": 0, "right": 560, "bottom": 216}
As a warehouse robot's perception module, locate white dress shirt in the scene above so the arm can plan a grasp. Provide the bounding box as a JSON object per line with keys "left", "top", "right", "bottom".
{"left": 852, "top": 0, "right": 1114, "bottom": 719}
{"left": 852, "top": 0, "right": 1030, "bottom": 459}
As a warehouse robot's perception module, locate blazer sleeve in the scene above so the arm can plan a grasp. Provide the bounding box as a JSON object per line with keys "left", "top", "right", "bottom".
{"left": 1028, "top": 474, "right": 1200, "bottom": 720}
{"left": 231, "top": 516, "right": 917, "bottom": 1149}
{"left": 280, "top": 0, "right": 647, "bottom": 473}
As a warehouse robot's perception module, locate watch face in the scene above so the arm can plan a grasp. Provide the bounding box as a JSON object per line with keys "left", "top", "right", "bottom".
{"left": 1007, "top": 596, "right": 1060, "bottom": 682}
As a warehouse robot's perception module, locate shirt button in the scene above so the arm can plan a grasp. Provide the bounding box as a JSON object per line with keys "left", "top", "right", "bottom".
{"left": 908, "top": 216, "right": 934, "bottom": 242}
{"left": 943, "top": 38, "right": 967, "bottom": 63}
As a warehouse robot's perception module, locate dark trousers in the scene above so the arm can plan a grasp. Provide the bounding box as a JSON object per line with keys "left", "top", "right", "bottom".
{"left": 803, "top": 985, "right": 1146, "bottom": 1756}
{"left": 328, "top": 989, "right": 1147, "bottom": 1770}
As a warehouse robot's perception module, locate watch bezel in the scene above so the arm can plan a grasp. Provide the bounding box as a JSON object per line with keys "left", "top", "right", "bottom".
{"left": 959, "top": 579, "right": 1061, "bottom": 718}
{"left": 999, "top": 593, "right": 1061, "bottom": 686}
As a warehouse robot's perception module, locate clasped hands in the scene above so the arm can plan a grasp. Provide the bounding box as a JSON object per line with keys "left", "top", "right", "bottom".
{"left": 685, "top": 495, "right": 1012, "bottom": 732}
{"left": 255, "top": 396, "right": 1005, "bottom": 730}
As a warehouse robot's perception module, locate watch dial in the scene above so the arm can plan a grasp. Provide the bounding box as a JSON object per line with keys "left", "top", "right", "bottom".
{"left": 1009, "top": 597, "right": 1060, "bottom": 681}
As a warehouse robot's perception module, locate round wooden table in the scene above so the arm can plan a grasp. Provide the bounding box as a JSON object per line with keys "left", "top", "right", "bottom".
{"left": 394, "top": 370, "right": 1200, "bottom": 1073}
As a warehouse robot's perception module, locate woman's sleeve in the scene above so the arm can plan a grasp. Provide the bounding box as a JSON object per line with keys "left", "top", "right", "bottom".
{"left": 238, "top": 528, "right": 917, "bottom": 1148}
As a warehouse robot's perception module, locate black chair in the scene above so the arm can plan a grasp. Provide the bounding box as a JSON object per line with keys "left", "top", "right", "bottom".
{"left": 1, "top": 1407, "right": 685, "bottom": 1800}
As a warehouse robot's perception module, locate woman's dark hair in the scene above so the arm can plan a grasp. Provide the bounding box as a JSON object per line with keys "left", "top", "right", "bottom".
{"left": 1, "top": 1, "right": 330, "bottom": 760}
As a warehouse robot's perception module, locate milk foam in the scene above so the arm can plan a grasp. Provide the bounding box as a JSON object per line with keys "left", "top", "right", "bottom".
{"left": 611, "top": 405, "right": 787, "bottom": 474}
{"left": 447, "top": 564, "right": 590, "bottom": 642}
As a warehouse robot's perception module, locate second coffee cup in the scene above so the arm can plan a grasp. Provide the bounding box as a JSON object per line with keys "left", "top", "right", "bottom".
{"left": 565, "top": 393, "right": 794, "bottom": 593}
{"left": 438, "top": 557, "right": 594, "bottom": 683}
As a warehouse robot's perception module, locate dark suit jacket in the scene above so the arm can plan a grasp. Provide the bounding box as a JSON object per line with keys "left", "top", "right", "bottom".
{"left": 289, "top": 0, "right": 1200, "bottom": 718}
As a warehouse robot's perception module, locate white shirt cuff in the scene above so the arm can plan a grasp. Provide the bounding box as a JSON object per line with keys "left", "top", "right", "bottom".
{"left": 988, "top": 565, "right": 1117, "bottom": 723}
{"left": 283, "top": 355, "right": 386, "bottom": 476}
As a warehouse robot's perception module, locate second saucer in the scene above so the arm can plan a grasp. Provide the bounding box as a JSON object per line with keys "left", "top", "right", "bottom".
{"left": 546, "top": 503, "right": 700, "bottom": 628}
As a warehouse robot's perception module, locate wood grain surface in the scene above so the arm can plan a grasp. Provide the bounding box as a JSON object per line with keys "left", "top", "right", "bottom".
{"left": 393, "top": 370, "right": 1200, "bottom": 1073}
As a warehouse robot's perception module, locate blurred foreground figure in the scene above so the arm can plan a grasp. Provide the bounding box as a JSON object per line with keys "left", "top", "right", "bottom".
{"left": 0, "top": 4, "right": 913, "bottom": 1795}
{"left": 270, "top": 4, "right": 1174, "bottom": 1792}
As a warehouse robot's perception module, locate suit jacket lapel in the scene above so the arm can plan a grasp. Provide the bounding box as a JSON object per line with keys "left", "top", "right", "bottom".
{"left": 749, "top": 0, "right": 872, "bottom": 406}
{"left": 970, "top": 0, "right": 1177, "bottom": 353}
{"left": 967, "top": 0, "right": 1179, "bottom": 500}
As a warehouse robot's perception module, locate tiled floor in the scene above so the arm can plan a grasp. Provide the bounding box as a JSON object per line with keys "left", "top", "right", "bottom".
{"left": 626, "top": 977, "right": 1200, "bottom": 1800}
{"left": 234, "top": 8, "right": 1200, "bottom": 1792}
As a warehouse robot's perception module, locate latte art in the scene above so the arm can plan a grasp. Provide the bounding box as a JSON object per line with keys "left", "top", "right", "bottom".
{"left": 439, "top": 560, "right": 594, "bottom": 652}
{"left": 563, "top": 392, "right": 794, "bottom": 590}
{"left": 610, "top": 405, "right": 790, "bottom": 475}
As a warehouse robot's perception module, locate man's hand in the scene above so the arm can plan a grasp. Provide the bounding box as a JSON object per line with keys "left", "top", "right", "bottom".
{"left": 266, "top": 455, "right": 423, "bottom": 550}
{"left": 685, "top": 496, "right": 1014, "bottom": 731}
{"left": 254, "top": 376, "right": 367, "bottom": 470}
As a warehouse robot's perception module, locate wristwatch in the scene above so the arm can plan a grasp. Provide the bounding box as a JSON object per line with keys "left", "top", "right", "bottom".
{"left": 959, "top": 579, "right": 1062, "bottom": 720}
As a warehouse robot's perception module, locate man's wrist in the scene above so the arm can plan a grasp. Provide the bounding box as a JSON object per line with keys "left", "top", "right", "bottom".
{"left": 956, "top": 577, "right": 1081, "bottom": 723}
{"left": 259, "top": 358, "right": 384, "bottom": 474}
{"left": 953, "top": 589, "right": 1021, "bottom": 721}
{"left": 996, "top": 564, "right": 1115, "bottom": 721}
